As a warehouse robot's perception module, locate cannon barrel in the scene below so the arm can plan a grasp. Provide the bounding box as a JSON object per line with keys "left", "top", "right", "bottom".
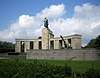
{"left": 60, "top": 35, "right": 67, "bottom": 48}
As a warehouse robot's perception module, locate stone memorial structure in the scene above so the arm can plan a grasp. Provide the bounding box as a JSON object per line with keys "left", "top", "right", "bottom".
{"left": 15, "top": 18, "right": 82, "bottom": 52}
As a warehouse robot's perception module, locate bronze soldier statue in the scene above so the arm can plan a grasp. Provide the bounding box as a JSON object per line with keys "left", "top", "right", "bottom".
{"left": 44, "top": 17, "right": 48, "bottom": 28}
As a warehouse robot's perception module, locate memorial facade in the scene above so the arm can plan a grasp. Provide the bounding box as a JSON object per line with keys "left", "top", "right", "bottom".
{"left": 15, "top": 18, "right": 82, "bottom": 52}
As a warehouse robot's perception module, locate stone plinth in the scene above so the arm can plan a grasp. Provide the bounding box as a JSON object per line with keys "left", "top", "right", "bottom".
{"left": 42, "top": 28, "right": 49, "bottom": 49}
{"left": 15, "top": 41, "right": 21, "bottom": 52}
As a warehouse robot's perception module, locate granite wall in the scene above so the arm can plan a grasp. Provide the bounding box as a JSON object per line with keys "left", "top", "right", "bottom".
{"left": 26, "top": 49, "right": 100, "bottom": 61}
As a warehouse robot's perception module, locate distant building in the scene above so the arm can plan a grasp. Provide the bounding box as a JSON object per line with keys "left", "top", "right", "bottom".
{"left": 15, "top": 18, "right": 82, "bottom": 52}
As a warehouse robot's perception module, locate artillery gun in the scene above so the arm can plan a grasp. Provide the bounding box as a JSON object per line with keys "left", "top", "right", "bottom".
{"left": 60, "top": 35, "right": 67, "bottom": 48}
{"left": 60, "top": 35, "right": 72, "bottom": 49}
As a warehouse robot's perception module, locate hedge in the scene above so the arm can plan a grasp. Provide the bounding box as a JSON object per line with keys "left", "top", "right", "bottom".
{"left": 0, "top": 60, "right": 100, "bottom": 78}
{"left": 0, "top": 48, "right": 15, "bottom": 53}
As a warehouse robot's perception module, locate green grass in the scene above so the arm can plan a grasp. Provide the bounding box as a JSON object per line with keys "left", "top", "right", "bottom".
{"left": 0, "top": 59, "right": 100, "bottom": 73}
{"left": 37, "top": 60, "right": 100, "bottom": 73}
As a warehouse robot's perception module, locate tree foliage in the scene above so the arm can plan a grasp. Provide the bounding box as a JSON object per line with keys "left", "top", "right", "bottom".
{"left": 0, "top": 41, "right": 15, "bottom": 49}
{"left": 95, "top": 35, "right": 100, "bottom": 48}
{"left": 0, "top": 41, "right": 15, "bottom": 52}
{"left": 85, "top": 35, "right": 100, "bottom": 49}
{"left": 85, "top": 39, "right": 95, "bottom": 48}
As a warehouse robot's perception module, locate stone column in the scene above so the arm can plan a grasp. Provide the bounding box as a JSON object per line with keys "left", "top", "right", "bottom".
{"left": 25, "top": 41, "right": 30, "bottom": 52}
{"left": 42, "top": 28, "right": 49, "bottom": 49}
{"left": 15, "top": 41, "right": 21, "bottom": 52}
{"left": 54, "top": 40, "right": 59, "bottom": 49}
{"left": 34, "top": 41, "right": 38, "bottom": 49}
{"left": 71, "top": 36, "right": 81, "bottom": 49}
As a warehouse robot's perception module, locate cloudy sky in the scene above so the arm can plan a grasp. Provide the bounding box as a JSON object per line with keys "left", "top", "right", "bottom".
{"left": 0, "top": 0, "right": 100, "bottom": 46}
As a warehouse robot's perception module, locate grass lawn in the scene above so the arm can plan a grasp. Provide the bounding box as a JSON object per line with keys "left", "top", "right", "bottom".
{"left": 1, "top": 59, "right": 99, "bottom": 73}
{"left": 38, "top": 60, "right": 100, "bottom": 73}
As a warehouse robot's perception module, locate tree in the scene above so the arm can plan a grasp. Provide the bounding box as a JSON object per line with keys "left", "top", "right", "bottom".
{"left": 85, "top": 35, "right": 100, "bottom": 49}
{"left": 94, "top": 35, "right": 100, "bottom": 48}
{"left": 0, "top": 41, "right": 15, "bottom": 52}
{"left": 86, "top": 39, "right": 95, "bottom": 48}
{"left": 0, "top": 41, "right": 15, "bottom": 49}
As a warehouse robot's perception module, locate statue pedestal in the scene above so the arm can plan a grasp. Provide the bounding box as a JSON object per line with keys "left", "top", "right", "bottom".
{"left": 42, "top": 28, "right": 54, "bottom": 49}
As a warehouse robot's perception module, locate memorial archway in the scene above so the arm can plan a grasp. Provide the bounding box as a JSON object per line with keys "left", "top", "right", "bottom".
{"left": 21, "top": 41, "right": 25, "bottom": 52}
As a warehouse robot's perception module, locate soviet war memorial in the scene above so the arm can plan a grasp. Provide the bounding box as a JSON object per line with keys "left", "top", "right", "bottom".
{"left": 0, "top": 0, "right": 100, "bottom": 78}
{"left": 15, "top": 18, "right": 99, "bottom": 61}
{"left": 15, "top": 18, "right": 82, "bottom": 52}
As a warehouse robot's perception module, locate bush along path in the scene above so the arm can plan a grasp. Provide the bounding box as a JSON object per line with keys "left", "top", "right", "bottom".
{"left": 0, "top": 59, "right": 100, "bottom": 78}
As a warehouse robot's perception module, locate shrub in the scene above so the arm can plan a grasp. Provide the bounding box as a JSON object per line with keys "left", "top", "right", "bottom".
{"left": 0, "top": 59, "right": 100, "bottom": 78}
{"left": 0, "top": 48, "right": 15, "bottom": 53}
{"left": 83, "top": 67, "right": 100, "bottom": 78}
{"left": 0, "top": 60, "right": 72, "bottom": 78}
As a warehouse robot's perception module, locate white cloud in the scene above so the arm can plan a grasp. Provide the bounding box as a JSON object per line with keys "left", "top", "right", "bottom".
{"left": 36, "top": 3, "right": 66, "bottom": 21}
{"left": 73, "top": 3, "right": 100, "bottom": 45}
{"left": 0, "top": 3, "right": 100, "bottom": 46}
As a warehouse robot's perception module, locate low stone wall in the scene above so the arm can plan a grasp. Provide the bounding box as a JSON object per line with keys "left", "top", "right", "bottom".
{"left": 26, "top": 49, "right": 100, "bottom": 61}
